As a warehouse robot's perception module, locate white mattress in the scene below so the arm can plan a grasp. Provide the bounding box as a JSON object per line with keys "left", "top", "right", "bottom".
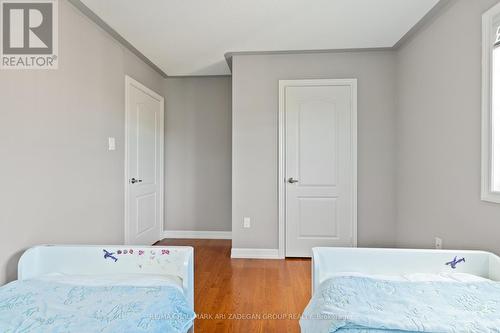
{"left": 35, "top": 272, "right": 184, "bottom": 290}
{"left": 327, "top": 271, "right": 490, "bottom": 282}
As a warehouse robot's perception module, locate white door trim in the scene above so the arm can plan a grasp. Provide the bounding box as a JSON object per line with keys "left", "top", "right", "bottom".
{"left": 124, "top": 75, "right": 165, "bottom": 244}
{"left": 278, "top": 79, "right": 358, "bottom": 258}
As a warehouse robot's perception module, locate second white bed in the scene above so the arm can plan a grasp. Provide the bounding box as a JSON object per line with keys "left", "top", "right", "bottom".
{"left": 301, "top": 247, "right": 500, "bottom": 333}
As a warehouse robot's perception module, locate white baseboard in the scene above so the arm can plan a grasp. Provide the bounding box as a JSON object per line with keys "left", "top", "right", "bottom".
{"left": 162, "top": 230, "right": 232, "bottom": 240}
{"left": 231, "top": 248, "right": 283, "bottom": 259}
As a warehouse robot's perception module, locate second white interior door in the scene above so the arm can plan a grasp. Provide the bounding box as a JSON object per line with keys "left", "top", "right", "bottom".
{"left": 283, "top": 79, "right": 357, "bottom": 257}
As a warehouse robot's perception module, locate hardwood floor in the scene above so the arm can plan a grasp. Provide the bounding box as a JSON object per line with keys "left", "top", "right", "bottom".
{"left": 156, "top": 239, "right": 311, "bottom": 333}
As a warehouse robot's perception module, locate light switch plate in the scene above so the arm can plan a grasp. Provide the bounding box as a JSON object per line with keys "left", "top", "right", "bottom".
{"left": 108, "top": 137, "right": 116, "bottom": 151}
{"left": 243, "top": 217, "right": 251, "bottom": 228}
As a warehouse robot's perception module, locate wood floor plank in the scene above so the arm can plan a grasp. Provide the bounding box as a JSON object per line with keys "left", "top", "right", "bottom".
{"left": 156, "top": 239, "right": 311, "bottom": 333}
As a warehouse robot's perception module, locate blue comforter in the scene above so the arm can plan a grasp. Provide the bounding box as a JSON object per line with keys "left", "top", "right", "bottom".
{"left": 300, "top": 276, "right": 500, "bottom": 333}
{"left": 0, "top": 279, "right": 195, "bottom": 333}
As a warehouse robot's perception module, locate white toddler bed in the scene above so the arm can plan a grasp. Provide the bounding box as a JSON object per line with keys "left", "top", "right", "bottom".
{"left": 0, "top": 245, "right": 195, "bottom": 333}
{"left": 302, "top": 247, "right": 500, "bottom": 333}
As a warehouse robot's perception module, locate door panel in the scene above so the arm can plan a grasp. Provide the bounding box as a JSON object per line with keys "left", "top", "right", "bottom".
{"left": 137, "top": 104, "right": 157, "bottom": 185}
{"left": 126, "top": 77, "right": 164, "bottom": 245}
{"left": 298, "top": 100, "right": 337, "bottom": 186}
{"left": 136, "top": 193, "right": 156, "bottom": 234}
{"left": 298, "top": 197, "right": 338, "bottom": 238}
{"left": 284, "top": 81, "right": 356, "bottom": 257}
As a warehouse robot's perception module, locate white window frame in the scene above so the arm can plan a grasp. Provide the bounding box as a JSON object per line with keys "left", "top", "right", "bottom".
{"left": 481, "top": 3, "right": 500, "bottom": 203}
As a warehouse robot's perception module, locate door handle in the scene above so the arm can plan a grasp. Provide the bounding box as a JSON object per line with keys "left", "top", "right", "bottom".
{"left": 130, "top": 178, "right": 143, "bottom": 184}
{"left": 287, "top": 177, "right": 299, "bottom": 184}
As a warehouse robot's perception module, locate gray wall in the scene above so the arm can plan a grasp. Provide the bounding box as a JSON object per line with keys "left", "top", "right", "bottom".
{"left": 2, "top": 0, "right": 498, "bottom": 287}
{"left": 164, "top": 77, "right": 232, "bottom": 232}
{"left": 232, "top": 52, "right": 397, "bottom": 249}
{"left": 0, "top": 0, "right": 164, "bottom": 285}
{"left": 395, "top": 0, "right": 500, "bottom": 254}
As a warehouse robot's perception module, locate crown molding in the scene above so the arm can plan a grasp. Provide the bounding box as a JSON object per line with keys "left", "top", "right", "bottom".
{"left": 70, "top": 0, "right": 452, "bottom": 77}
{"left": 68, "top": 0, "right": 168, "bottom": 78}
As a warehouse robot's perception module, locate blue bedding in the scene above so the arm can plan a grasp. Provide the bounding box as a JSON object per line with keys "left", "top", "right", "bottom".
{"left": 300, "top": 276, "right": 500, "bottom": 333}
{"left": 0, "top": 279, "right": 195, "bottom": 333}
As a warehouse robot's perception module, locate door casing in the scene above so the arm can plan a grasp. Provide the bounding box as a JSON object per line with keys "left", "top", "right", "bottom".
{"left": 278, "top": 79, "right": 358, "bottom": 258}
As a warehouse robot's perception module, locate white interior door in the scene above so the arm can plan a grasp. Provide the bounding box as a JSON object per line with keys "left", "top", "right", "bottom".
{"left": 125, "top": 76, "right": 164, "bottom": 245}
{"left": 280, "top": 79, "right": 357, "bottom": 257}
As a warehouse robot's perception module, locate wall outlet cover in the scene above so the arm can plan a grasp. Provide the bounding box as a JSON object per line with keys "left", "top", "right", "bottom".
{"left": 435, "top": 237, "right": 443, "bottom": 250}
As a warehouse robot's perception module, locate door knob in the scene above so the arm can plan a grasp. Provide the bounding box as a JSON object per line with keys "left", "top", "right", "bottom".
{"left": 130, "top": 178, "right": 143, "bottom": 184}
{"left": 287, "top": 177, "right": 299, "bottom": 184}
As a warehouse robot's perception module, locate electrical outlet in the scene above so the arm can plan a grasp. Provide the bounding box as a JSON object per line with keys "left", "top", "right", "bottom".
{"left": 243, "top": 217, "right": 251, "bottom": 228}
{"left": 435, "top": 237, "right": 443, "bottom": 249}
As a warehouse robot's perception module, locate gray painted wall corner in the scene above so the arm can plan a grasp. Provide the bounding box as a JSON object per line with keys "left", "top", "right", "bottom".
{"left": 163, "top": 77, "right": 232, "bottom": 232}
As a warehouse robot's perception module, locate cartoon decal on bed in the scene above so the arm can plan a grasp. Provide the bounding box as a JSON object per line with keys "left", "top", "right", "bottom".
{"left": 446, "top": 256, "right": 466, "bottom": 269}
{"left": 102, "top": 247, "right": 179, "bottom": 274}
{"left": 108, "top": 249, "right": 170, "bottom": 257}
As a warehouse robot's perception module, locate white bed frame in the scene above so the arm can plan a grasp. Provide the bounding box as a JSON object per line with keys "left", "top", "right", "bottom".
{"left": 312, "top": 247, "right": 500, "bottom": 292}
{"left": 18, "top": 245, "right": 194, "bottom": 331}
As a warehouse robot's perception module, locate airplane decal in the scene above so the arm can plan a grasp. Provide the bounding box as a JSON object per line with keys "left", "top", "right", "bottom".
{"left": 103, "top": 249, "right": 118, "bottom": 262}
{"left": 445, "top": 256, "right": 465, "bottom": 269}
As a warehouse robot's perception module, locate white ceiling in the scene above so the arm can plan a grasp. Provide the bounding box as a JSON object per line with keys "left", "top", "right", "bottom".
{"left": 80, "top": 0, "right": 440, "bottom": 76}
